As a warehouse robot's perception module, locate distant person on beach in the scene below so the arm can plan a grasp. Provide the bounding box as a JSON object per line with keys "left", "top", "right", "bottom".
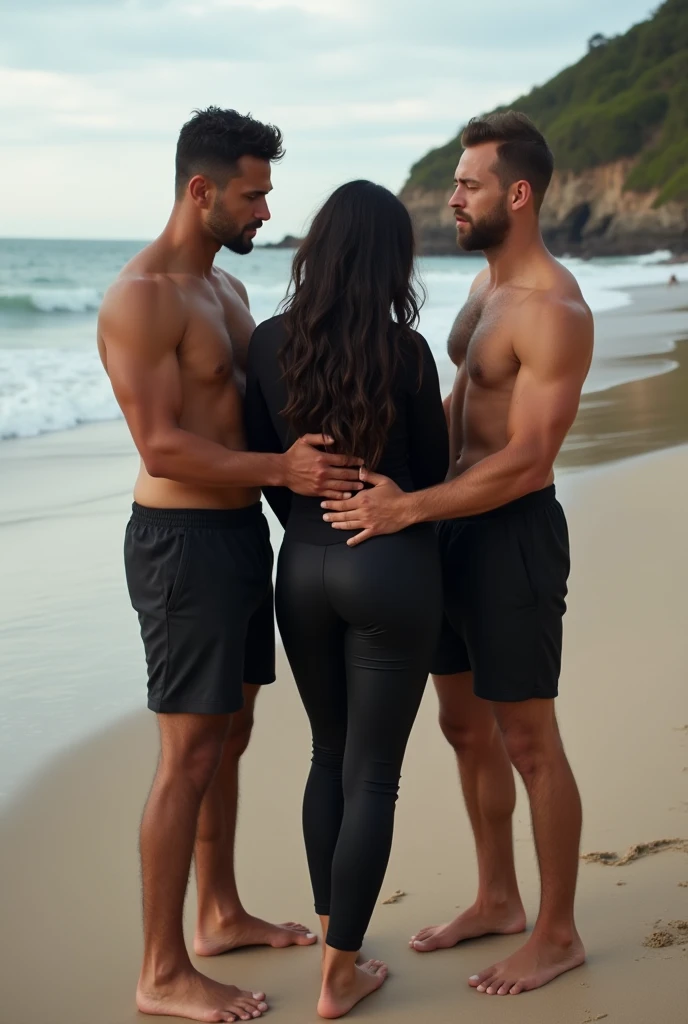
{"left": 321, "top": 112, "right": 593, "bottom": 996}
{"left": 97, "top": 107, "right": 364, "bottom": 1023}
{"left": 668, "top": 273, "right": 679, "bottom": 286}
{"left": 245, "top": 180, "right": 449, "bottom": 1017}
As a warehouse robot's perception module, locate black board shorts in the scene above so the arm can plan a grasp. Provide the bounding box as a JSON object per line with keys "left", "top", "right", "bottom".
{"left": 431, "top": 485, "right": 570, "bottom": 702}
{"left": 124, "top": 502, "right": 275, "bottom": 715}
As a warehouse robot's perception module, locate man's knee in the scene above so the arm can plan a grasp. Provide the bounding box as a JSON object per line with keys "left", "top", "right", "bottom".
{"left": 223, "top": 684, "right": 260, "bottom": 760}
{"left": 224, "top": 708, "right": 255, "bottom": 760}
{"left": 498, "top": 708, "right": 561, "bottom": 781}
{"left": 439, "top": 709, "right": 498, "bottom": 758}
{"left": 164, "top": 733, "right": 226, "bottom": 792}
{"left": 435, "top": 672, "right": 495, "bottom": 756}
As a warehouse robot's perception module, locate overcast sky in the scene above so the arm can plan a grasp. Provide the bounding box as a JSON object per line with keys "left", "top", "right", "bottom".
{"left": 1, "top": 0, "right": 655, "bottom": 241}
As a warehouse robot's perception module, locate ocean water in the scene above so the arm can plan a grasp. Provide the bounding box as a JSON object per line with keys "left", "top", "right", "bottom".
{"left": 0, "top": 238, "right": 682, "bottom": 441}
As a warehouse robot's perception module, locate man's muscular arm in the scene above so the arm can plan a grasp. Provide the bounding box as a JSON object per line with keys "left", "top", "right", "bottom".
{"left": 323, "top": 295, "right": 592, "bottom": 543}
{"left": 410, "top": 296, "right": 592, "bottom": 518}
{"left": 99, "top": 277, "right": 361, "bottom": 497}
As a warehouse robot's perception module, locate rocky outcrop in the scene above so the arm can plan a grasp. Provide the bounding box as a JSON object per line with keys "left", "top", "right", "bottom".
{"left": 261, "top": 234, "right": 302, "bottom": 249}
{"left": 400, "top": 159, "right": 688, "bottom": 257}
{"left": 540, "top": 160, "right": 688, "bottom": 255}
{"left": 398, "top": 185, "right": 459, "bottom": 256}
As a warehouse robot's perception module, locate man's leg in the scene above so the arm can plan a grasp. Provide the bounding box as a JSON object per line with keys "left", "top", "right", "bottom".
{"left": 194, "top": 683, "right": 316, "bottom": 955}
{"left": 469, "top": 698, "right": 585, "bottom": 995}
{"left": 137, "top": 712, "right": 268, "bottom": 1022}
{"left": 410, "top": 672, "right": 525, "bottom": 952}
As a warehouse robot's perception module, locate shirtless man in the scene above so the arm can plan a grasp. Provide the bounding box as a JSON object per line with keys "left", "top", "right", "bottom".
{"left": 98, "top": 107, "right": 363, "bottom": 1023}
{"left": 321, "top": 111, "right": 593, "bottom": 996}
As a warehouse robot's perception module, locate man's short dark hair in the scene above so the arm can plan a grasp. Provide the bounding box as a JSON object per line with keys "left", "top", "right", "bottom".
{"left": 461, "top": 111, "right": 554, "bottom": 211}
{"left": 175, "top": 106, "right": 284, "bottom": 198}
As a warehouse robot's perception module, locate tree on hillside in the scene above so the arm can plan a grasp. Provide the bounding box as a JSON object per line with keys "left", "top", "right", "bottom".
{"left": 588, "top": 33, "right": 610, "bottom": 50}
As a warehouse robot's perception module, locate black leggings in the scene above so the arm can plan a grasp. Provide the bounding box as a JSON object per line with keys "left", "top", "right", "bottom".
{"left": 276, "top": 527, "right": 442, "bottom": 952}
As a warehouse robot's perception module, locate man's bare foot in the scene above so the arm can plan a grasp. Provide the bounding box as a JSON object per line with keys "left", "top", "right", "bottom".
{"left": 410, "top": 900, "right": 526, "bottom": 952}
{"left": 317, "top": 960, "right": 389, "bottom": 1020}
{"left": 468, "top": 930, "right": 586, "bottom": 995}
{"left": 195, "top": 912, "right": 317, "bottom": 956}
{"left": 137, "top": 967, "right": 268, "bottom": 1022}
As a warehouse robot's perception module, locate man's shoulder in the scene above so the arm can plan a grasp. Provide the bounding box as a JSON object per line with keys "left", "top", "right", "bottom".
{"left": 512, "top": 266, "right": 593, "bottom": 371}
{"left": 545, "top": 257, "right": 591, "bottom": 315}
{"left": 469, "top": 267, "right": 490, "bottom": 296}
{"left": 214, "top": 267, "right": 250, "bottom": 309}
{"left": 103, "top": 272, "right": 183, "bottom": 309}
{"left": 99, "top": 274, "right": 186, "bottom": 343}
{"left": 520, "top": 272, "right": 592, "bottom": 336}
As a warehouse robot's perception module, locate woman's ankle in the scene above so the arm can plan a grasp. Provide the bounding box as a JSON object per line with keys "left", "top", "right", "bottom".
{"left": 322, "top": 946, "right": 358, "bottom": 985}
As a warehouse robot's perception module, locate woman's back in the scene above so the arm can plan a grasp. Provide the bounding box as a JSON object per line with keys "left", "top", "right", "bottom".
{"left": 246, "top": 314, "right": 448, "bottom": 543}
{"left": 248, "top": 179, "right": 448, "bottom": 1014}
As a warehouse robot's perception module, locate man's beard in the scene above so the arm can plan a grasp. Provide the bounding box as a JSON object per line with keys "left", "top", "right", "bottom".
{"left": 207, "top": 201, "right": 262, "bottom": 255}
{"left": 457, "top": 194, "right": 510, "bottom": 253}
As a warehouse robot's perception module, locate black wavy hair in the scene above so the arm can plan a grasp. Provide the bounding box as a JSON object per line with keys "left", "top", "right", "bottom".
{"left": 279, "top": 180, "right": 423, "bottom": 468}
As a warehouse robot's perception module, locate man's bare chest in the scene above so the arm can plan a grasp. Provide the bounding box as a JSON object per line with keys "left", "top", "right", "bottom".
{"left": 179, "top": 287, "right": 254, "bottom": 387}
{"left": 448, "top": 293, "right": 518, "bottom": 387}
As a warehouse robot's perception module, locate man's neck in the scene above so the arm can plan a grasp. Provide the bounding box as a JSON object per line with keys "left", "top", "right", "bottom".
{"left": 156, "top": 205, "right": 221, "bottom": 277}
{"left": 483, "top": 222, "right": 549, "bottom": 289}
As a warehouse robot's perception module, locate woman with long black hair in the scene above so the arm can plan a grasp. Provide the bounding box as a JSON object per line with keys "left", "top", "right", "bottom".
{"left": 246, "top": 180, "right": 448, "bottom": 1018}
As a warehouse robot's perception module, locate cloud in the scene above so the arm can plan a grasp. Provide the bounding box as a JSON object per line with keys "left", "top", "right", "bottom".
{"left": 0, "top": 0, "right": 656, "bottom": 239}
{"left": 182, "top": 0, "right": 362, "bottom": 16}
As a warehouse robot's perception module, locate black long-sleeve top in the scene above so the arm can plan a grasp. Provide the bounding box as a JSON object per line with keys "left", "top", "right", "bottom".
{"left": 245, "top": 314, "right": 449, "bottom": 545}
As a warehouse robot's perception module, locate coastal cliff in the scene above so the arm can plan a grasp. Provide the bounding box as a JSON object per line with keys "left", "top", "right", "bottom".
{"left": 400, "top": 0, "right": 688, "bottom": 257}
{"left": 401, "top": 159, "right": 688, "bottom": 257}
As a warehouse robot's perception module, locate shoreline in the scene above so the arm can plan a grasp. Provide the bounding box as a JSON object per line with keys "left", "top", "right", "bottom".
{"left": 257, "top": 237, "right": 688, "bottom": 260}
{"left": 558, "top": 284, "right": 688, "bottom": 469}
{"left": 2, "top": 282, "right": 687, "bottom": 453}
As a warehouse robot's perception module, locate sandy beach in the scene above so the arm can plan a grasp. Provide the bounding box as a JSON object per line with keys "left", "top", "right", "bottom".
{"left": 1, "top": 284, "right": 687, "bottom": 1024}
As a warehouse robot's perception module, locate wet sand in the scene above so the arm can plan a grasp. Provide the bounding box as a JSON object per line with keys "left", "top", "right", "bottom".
{"left": 559, "top": 285, "right": 688, "bottom": 469}
{"left": 1, "top": 285, "right": 687, "bottom": 1023}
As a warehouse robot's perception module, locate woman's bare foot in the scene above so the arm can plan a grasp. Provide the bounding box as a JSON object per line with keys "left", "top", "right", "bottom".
{"left": 468, "top": 930, "right": 586, "bottom": 995}
{"left": 195, "top": 912, "right": 317, "bottom": 956}
{"left": 410, "top": 899, "right": 526, "bottom": 952}
{"left": 317, "top": 960, "right": 389, "bottom": 1019}
{"left": 137, "top": 966, "right": 268, "bottom": 1022}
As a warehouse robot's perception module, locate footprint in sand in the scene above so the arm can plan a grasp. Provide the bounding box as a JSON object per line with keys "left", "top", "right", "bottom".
{"left": 643, "top": 920, "right": 688, "bottom": 948}
{"left": 582, "top": 838, "right": 688, "bottom": 866}
{"left": 381, "top": 890, "right": 406, "bottom": 905}
{"left": 644, "top": 930, "right": 675, "bottom": 948}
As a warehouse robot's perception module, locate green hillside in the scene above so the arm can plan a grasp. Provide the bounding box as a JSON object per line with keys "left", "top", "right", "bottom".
{"left": 404, "top": 0, "right": 688, "bottom": 207}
